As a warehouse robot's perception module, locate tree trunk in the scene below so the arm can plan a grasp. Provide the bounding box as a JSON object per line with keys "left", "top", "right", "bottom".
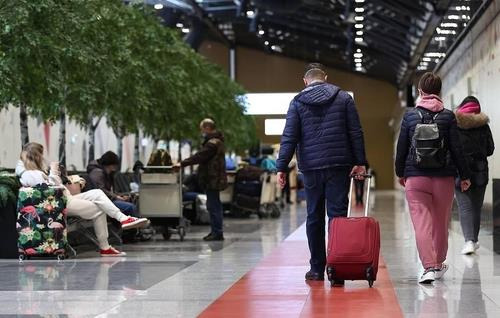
{"left": 58, "top": 109, "right": 66, "bottom": 167}
{"left": 117, "top": 136, "right": 123, "bottom": 163}
{"left": 113, "top": 126, "right": 124, "bottom": 165}
{"left": 87, "top": 117, "right": 101, "bottom": 164}
{"left": 134, "top": 132, "right": 140, "bottom": 162}
{"left": 19, "top": 103, "right": 29, "bottom": 147}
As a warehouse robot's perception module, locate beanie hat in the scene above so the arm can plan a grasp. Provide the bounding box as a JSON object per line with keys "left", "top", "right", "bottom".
{"left": 99, "top": 151, "right": 120, "bottom": 166}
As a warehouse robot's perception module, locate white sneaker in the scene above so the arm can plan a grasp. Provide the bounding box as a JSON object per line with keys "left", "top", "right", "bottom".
{"left": 461, "top": 241, "right": 476, "bottom": 255}
{"left": 434, "top": 264, "right": 448, "bottom": 280}
{"left": 419, "top": 269, "right": 435, "bottom": 284}
{"left": 474, "top": 242, "right": 480, "bottom": 251}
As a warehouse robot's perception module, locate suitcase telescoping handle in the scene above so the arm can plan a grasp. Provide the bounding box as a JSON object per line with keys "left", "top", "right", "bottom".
{"left": 347, "top": 174, "right": 372, "bottom": 218}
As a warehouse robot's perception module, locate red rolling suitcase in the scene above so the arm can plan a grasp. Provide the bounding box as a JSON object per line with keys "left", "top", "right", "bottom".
{"left": 326, "top": 175, "right": 380, "bottom": 287}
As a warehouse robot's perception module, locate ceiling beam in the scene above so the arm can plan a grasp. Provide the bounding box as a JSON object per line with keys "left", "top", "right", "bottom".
{"left": 399, "top": 0, "right": 452, "bottom": 87}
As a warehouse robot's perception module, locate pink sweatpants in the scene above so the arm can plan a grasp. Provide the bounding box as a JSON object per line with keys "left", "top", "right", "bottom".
{"left": 405, "top": 176, "right": 455, "bottom": 269}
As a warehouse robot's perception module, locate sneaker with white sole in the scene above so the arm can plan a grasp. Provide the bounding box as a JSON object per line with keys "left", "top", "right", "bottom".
{"left": 474, "top": 242, "right": 480, "bottom": 251}
{"left": 434, "top": 264, "right": 448, "bottom": 280}
{"left": 419, "top": 269, "right": 435, "bottom": 284}
{"left": 100, "top": 246, "right": 126, "bottom": 257}
{"left": 121, "top": 217, "right": 149, "bottom": 230}
{"left": 461, "top": 241, "right": 476, "bottom": 255}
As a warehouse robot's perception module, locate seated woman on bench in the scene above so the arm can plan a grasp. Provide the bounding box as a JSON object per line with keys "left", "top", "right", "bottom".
{"left": 15, "top": 142, "right": 149, "bottom": 257}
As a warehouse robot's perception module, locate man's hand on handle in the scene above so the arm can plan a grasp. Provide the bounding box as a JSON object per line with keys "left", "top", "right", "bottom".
{"left": 278, "top": 171, "right": 287, "bottom": 189}
{"left": 350, "top": 165, "right": 366, "bottom": 180}
{"left": 461, "top": 179, "right": 471, "bottom": 192}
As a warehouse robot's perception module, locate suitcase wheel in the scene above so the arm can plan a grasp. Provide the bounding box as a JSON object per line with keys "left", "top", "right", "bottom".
{"left": 366, "top": 266, "right": 374, "bottom": 288}
{"left": 326, "top": 266, "right": 335, "bottom": 287}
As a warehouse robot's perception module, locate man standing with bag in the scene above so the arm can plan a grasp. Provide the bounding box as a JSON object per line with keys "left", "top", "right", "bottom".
{"left": 276, "top": 63, "right": 367, "bottom": 281}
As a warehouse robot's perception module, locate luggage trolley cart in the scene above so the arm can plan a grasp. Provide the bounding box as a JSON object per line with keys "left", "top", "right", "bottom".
{"left": 140, "top": 166, "right": 188, "bottom": 241}
{"left": 220, "top": 171, "right": 236, "bottom": 208}
{"left": 232, "top": 171, "right": 281, "bottom": 218}
{"left": 259, "top": 172, "right": 281, "bottom": 218}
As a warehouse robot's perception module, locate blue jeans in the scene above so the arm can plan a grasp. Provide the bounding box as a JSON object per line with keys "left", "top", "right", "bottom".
{"left": 113, "top": 200, "right": 139, "bottom": 217}
{"left": 303, "top": 167, "right": 351, "bottom": 273}
{"left": 206, "top": 190, "right": 223, "bottom": 235}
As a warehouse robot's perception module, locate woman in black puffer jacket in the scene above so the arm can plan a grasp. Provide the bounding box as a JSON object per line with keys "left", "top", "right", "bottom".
{"left": 454, "top": 96, "right": 495, "bottom": 255}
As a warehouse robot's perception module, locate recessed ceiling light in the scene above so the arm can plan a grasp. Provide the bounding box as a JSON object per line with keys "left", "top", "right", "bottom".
{"left": 259, "top": 30, "right": 265, "bottom": 35}
{"left": 264, "top": 41, "right": 269, "bottom": 45}
{"left": 176, "top": 23, "right": 183, "bottom": 28}
{"left": 355, "top": 16, "right": 364, "bottom": 21}
{"left": 182, "top": 28, "right": 190, "bottom": 33}
{"left": 355, "top": 37, "right": 363, "bottom": 42}
{"left": 354, "top": 24, "right": 364, "bottom": 29}
{"left": 355, "top": 8, "right": 365, "bottom": 13}
{"left": 356, "top": 31, "right": 364, "bottom": 36}
{"left": 246, "top": 10, "right": 255, "bottom": 17}
{"left": 154, "top": 3, "right": 164, "bottom": 10}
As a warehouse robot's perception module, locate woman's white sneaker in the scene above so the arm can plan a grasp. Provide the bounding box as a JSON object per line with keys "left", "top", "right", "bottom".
{"left": 434, "top": 264, "right": 448, "bottom": 280}
{"left": 461, "top": 241, "right": 476, "bottom": 255}
{"left": 419, "top": 269, "right": 435, "bottom": 284}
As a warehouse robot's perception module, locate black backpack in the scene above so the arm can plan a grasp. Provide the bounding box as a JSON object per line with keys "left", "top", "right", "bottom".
{"left": 412, "top": 109, "right": 447, "bottom": 169}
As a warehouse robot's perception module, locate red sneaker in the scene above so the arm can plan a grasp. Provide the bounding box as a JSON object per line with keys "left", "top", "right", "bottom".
{"left": 121, "top": 217, "right": 149, "bottom": 230}
{"left": 100, "top": 246, "right": 126, "bottom": 257}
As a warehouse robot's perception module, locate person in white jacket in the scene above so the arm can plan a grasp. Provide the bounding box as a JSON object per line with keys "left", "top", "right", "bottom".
{"left": 16, "top": 142, "right": 149, "bottom": 257}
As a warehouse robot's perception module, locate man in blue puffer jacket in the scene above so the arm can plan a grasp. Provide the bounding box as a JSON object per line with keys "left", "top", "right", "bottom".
{"left": 276, "top": 63, "right": 367, "bottom": 281}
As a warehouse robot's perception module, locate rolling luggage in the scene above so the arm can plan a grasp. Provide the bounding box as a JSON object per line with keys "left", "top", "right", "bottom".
{"left": 17, "top": 184, "right": 69, "bottom": 260}
{"left": 234, "top": 181, "right": 262, "bottom": 197}
{"left": 326, "top": 175, "right": 380, "bottom": 287}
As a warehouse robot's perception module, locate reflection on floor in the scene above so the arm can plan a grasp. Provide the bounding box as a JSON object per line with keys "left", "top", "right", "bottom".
{"left": 1, "top": 191, "right": 500, "bottom": 317}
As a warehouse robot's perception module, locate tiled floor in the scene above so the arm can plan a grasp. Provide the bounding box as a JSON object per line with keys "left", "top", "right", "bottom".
{"left": 1, "top": 191, "right": 500, "bottom": 317}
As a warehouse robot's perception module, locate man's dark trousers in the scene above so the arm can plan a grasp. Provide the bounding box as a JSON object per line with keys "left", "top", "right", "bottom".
{"left": 302, "top": 167, "right": 351, "bottom": 273}
{"left": 206, "top": 190, "right": 223, "bottom": 235}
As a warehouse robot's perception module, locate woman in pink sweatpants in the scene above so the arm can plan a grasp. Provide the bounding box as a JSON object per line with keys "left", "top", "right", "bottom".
{"left": 395, "top": 72, "right": 471, "bottom": 284}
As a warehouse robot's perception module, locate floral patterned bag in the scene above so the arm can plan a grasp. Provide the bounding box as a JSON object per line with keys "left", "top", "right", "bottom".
{"left": 17, "top": 184, "right": 68, "bottom": 258}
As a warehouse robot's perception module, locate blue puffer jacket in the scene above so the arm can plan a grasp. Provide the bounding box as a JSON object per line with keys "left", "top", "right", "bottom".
{"left": 276, "top": 82, "right": 366, "bottom": 172}
{"left": 395, "top": 107, "right": 471, "bottom": 179}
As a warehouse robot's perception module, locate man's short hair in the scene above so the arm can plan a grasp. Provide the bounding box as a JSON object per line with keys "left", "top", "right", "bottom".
{"left": 200, "top": 118, "right": 216, "bottom": 130}
{"left": 304, "top": 63, "right": 327, "bottom": 80}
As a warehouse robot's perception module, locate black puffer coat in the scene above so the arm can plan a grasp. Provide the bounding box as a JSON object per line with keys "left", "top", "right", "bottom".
{"left": 455, "top": 111, "right": 494, "bottom": 187}
{"left": 395, "top": 107, "right": 471, "bottom": 180}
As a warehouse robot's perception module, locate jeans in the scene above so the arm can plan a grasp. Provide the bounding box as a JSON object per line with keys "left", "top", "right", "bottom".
{"left": 455, "top": 185, "right": 487, "bottom": 243}
{"left": 113, "top": 200, "right": 139, "bottom": 217}
{"left": 206, "top": 190, "right": 223, "bottom": 235}
{"left": 303, "top": 167, "right": 350, "bottom": 273}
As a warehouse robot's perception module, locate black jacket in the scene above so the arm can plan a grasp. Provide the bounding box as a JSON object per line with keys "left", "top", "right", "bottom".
{"left": 181, "top": 131, "right": 227, "bottom": 191}
{"left": 455, "top": 112, "right": 495, "bottom": 187}
{"left": 395, "top": 107, "right": 471, "bottom": 179}
{"left": 276, "top": 82, "right": 366, "bottom": 172}
{"left": 87, "top": 160, "right": 116, "bottom": 200}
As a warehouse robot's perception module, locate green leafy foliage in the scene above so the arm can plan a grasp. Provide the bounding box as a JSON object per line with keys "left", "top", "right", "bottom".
{"left": 0, "top": 173, "right": 21, "bottom": 208}
{"left": 0, "top": 0, "right": 256, "bottom": 155}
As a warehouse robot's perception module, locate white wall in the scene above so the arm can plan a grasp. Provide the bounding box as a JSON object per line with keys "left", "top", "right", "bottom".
{"left": 0, "top": 105, "right": 157, "bottom": 171}
{"left": 438, "top": 0, "right": 500, "bottom": 204}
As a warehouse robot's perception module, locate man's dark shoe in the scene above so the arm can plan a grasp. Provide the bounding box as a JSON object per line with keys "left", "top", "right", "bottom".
{"left": 203, "top": 233, "right": 224, "bottom": 241}
{"left": 203, "top": 233, "right": 213, "bottom": 240}
{"left": 305, "top": 270, "right": 324, "bottom": 281}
